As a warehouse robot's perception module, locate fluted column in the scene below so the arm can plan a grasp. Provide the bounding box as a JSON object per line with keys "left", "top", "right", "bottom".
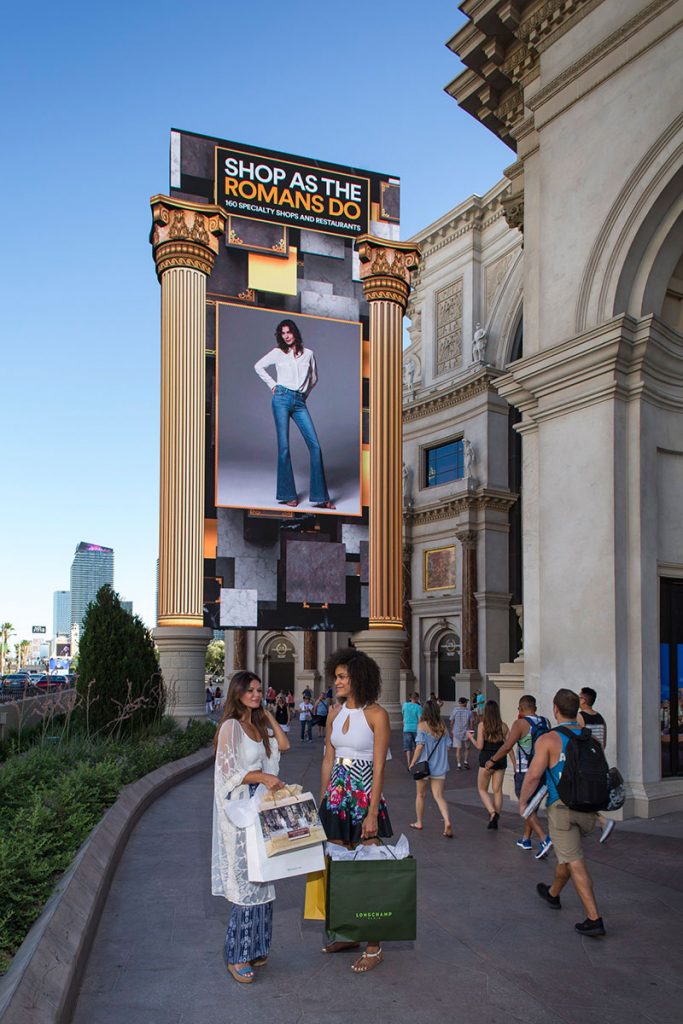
{"left": 149, "top": 196, "right": 226, "bottom": 721}
{"left": 353, "top": 237, "right": 420, "bottom": 721}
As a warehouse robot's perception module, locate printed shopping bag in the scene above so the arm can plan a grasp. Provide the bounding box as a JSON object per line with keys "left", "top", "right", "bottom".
{"left": 258, "top": 788, "right": 326, "bottom": 857}
{"left": 245, "top": 821, "right": 324, "bottom": 882}
{"left": 325, "top": 857, "right": 417, "bottom": 941}
{"left": 303, "top": 867, "right": 327, "bottom": 921}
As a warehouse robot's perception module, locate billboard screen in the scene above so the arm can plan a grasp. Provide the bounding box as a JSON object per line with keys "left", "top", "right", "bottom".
{"left": 216, "top": 304, "right": 362, "bottom": 517}
{"left": 170, "top": 129, "right": 400, "bottom": 631}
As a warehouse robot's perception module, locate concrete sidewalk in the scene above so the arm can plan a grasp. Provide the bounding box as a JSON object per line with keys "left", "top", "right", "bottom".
{"left": 71, "top": 738, "right": 683, "bottom": 1024}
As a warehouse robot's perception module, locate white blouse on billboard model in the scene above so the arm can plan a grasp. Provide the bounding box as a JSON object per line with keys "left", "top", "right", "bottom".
{"left": 254, "top": 347, "right": 318, "bottom": 397}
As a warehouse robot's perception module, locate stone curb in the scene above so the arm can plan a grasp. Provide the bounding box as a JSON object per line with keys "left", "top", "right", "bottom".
{"left": 0, "top": 744, "right": 215, "bottom": 1024}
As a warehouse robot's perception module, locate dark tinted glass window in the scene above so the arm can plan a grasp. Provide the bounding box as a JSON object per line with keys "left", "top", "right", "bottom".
{"left": 425, "top": 440, "right": 464, "bottom": 487}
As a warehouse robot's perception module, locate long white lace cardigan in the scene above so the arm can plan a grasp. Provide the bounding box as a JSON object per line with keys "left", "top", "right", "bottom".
{"left": 211, "top": 717, "right": 281, "bottom": 906}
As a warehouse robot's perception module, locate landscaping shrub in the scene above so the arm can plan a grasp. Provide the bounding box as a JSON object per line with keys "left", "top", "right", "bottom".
{"left": 76, "top": 585, "right": 165, "bottom": 736}
{"left": 0, "top": 717, "right": 215, "bottom": 973}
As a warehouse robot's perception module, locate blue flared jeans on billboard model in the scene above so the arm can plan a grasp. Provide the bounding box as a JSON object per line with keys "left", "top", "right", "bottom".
{"left": 271, "top": 386, "right": 330, "bottom": 503}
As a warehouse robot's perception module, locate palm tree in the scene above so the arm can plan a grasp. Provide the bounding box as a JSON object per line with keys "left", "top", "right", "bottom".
{"left": 0, "top": 622, "right": 15, "bottom": 675}
{"left": 18, "top": 639, "right": 31, "bottom": 669}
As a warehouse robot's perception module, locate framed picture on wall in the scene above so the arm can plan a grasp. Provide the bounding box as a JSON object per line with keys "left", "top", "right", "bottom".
{"left": 424, "top": 545, "right": 456, "bottom": 592}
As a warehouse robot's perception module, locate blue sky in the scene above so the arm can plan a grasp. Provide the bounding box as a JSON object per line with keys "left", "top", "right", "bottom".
{"left": 0, "top": 1, "right": 511, "bottom": 643}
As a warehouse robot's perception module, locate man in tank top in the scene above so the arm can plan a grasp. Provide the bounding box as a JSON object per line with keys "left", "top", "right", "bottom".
{"left": 519, "top": 688, "right": 606, "bottom": 939}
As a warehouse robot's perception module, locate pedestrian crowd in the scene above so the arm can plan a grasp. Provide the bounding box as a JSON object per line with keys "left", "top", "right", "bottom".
{"left": 212, "top": 653, "right": 617, "bottom": 986}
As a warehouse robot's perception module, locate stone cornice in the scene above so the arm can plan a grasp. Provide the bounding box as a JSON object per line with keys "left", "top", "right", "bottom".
{"left": 495, "top": 314, "right": 683, "bottom": 428}
{"left": 406, "top": 487, "right": 518, "bottom": 527}
{"left": 445, "top": 0, "right": 599, "bottom": 147}
{"left": 406, "top": 181, "right": 509, "bottom": 254}
{"left": 403, "top": 368, "right": 505, "bottom": 423}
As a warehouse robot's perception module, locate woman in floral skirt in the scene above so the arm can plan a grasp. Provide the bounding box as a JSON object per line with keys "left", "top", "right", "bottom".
{"left": 318, "top": 648, "right": 391, "bottom": 973}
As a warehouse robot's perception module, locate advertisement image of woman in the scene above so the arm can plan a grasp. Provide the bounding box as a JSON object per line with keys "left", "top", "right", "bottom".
{"left": 254, "top": 319, "right": 335, "bottom": 509}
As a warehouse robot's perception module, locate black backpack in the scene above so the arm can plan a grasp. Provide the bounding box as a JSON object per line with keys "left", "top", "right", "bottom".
{"left": 555, "top": 726, "right": 610, "bottom": 812}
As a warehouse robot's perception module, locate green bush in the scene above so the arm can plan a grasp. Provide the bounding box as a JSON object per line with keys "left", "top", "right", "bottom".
{"left": 77, "top": 585, "right": 165, "bottom": 736}
{"left": 0, "top": 718, "right": 215, "bottom": 973}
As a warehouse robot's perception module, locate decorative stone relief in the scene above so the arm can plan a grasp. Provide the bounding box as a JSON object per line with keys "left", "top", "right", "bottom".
{"left": 435, "top": 279, "right": 463, "bottom": 375}
{"left": 485, "top": 251, "right": 515, "bottom": 316}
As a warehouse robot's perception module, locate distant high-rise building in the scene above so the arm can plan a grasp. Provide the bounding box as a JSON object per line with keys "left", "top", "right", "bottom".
{"left": 70, "top": 542, "right": 114, "bottom": 632}
{"left": 53, "top": 590, "right": 70, "bottom": 636}
{"left": 121, "top": 600, "right": 133, "bottom": 616}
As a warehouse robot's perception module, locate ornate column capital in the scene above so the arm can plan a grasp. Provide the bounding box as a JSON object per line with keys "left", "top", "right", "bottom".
{"left": 149, "top": 195, "right": 227, "bottom": 279}
{"left": 456, "top": 529, "right": 478, "bottom": 550}
{"left": 356, "top": 235, "right": 421, "bottom": 309}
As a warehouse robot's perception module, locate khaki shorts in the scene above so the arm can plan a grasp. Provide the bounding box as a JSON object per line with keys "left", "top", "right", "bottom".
{"left": 546, "top": 801, "right": 597, "bottom": 864}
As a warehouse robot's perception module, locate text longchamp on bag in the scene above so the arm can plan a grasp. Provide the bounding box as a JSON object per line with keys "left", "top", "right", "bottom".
{"left": 325, "top": 855, "right": 417, "bottom": 941}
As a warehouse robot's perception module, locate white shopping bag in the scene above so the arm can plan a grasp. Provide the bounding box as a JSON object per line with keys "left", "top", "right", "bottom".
{"left": 246, "top": 820, "right": 324, "bottom": 882}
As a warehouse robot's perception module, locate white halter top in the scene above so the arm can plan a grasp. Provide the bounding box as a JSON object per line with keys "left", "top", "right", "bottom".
{"left": 330, "top": 705, "right": 375, "bottom": 761}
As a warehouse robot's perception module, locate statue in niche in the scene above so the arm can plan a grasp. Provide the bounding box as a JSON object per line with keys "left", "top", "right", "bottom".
{"left": 402, "top": 461, "right": 413, "bottom": 507}
{"left": 463, "top": 439, "right": 477, "bottom": 483}
{"left": 404, "top": 358, "right": 415, "bottom": 400}
{"left": 471, "top": 323, "right": 488, "bottom": 363}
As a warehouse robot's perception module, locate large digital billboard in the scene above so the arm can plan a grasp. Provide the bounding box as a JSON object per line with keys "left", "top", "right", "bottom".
{"left": 169, "top": 129, "right": 400, "bottom": 631}
{"left": 216, "top": 304, "right": 362, "bottom": 517}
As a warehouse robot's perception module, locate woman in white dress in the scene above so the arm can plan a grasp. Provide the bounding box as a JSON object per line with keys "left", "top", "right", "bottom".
{"left": 212, "top": 671, "right": 290, "bottom": 984}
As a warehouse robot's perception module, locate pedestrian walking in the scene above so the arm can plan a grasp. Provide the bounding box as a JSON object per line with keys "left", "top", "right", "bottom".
{"left": 401, "top": 691, "right": 422, "bottom": 770}
{"left": 449, "top": 697, "right": 472, "bottom": 769}
{"left": 409, "top": 700, "right": 453, "bottom": 837}
{"left": 469, "top": 700, "right": 509, "bottom": 829}
{"left": 578, "top": 687, "right": 615, "bottom": 843}
{"left": 274, "top": 692, "right": 290, "bottom": 733}
{"left": 211, "top": 671, "right": 291, "bottom": 984}
{"left": 299, "top": 694, "right": 314, "bottom": 742}
{"left": 313, "top": 692, "right": 329, "bottom": 737}
{"left": 519, "top": 688, "right": 606, "bottom": 938}
{"left": 483, "top": 694, "right": 552, "bottom": 857}
{"left": 319, "top": 648, "right": 392, "bottom": 973}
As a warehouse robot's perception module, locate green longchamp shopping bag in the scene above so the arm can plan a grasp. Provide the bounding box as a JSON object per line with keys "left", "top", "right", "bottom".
{"left": 325, "top": 854, "right": 417, "bottom": 941}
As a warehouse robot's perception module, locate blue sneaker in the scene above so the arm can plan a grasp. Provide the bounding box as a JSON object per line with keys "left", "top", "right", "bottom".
{"left": 516, "top": 837, "right": 533, "bottom": 850}
{"left": 535, "top": 835, "right": 553, "bottom": 860}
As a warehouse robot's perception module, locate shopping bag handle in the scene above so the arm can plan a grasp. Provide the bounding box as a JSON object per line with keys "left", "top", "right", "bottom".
{"left": 350, "top": 837, "right": 398, "bottom": 860}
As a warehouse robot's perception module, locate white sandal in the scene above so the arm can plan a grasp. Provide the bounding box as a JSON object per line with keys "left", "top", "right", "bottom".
{"left": 351, "top": 947, "right": 384, "bottom": 972}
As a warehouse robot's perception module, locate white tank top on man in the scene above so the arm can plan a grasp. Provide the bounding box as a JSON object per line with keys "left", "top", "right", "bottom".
{"left": 330, "top": 706, "right": 375, "bottom": 761}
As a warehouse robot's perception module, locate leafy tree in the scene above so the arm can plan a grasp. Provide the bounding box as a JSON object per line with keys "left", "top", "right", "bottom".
{"left": 0, "top": 622, "right": 14, "bottom": 675}
{"left": 206, "top": 639, "right": 225, "bottom": 677}
{"left": 76, "top": 586, "right": 164, "bottom": 736}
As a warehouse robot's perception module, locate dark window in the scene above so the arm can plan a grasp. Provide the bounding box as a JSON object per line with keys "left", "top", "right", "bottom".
{"left": 425, "top": 440, "right": 464, "bottom": 488}
{"left": 660, "top": 578, "right": 683, "bottom": 777}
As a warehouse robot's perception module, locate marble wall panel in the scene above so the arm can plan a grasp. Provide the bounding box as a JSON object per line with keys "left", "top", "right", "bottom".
{"left": 300, "top": 290, "right": 360, "bottom": 321}
{"left": 359, "top": 541, "right": 369, "bottom": 583}
{"left": 220, "top": 588, "right": 258, "bottom": 628}
{"left": 285, "top": 541, "right": 347, "bottom": 604}
{"left": 235, "top": 555, "right": 278, "bottom": 601}
{"left": 361, "top": 584, "right": 369, "bottom": 619}
{"left": 299, "top": 231, "right": 346, "bottom": 259}
{"left": 341, "top": 523, "right": 367, "bottom": 554}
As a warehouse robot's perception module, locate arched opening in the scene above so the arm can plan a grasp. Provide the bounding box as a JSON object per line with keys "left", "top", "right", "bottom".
{"left": 265, "top": 635, "right": 295, "bottom": 694}
{"left": 437, "top": 632, "right": 460, "bottom": 702}
{"left": 661, "top": 250, "right": 683, "bottom": 331}
{"left": 507, "top": 317, "right": 523, "bottom": 659}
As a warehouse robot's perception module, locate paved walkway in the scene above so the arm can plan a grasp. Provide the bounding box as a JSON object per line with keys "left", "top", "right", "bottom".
{"left": 71, "top": 737, "right": 683, "bottom": 1024}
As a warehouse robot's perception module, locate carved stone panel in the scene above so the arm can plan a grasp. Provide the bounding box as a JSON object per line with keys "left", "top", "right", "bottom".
{"left": 485, "top": 251, "right": 515, "bottom": 317}
{"left": 435, "top": 279, "right": 463, "bottom": 375}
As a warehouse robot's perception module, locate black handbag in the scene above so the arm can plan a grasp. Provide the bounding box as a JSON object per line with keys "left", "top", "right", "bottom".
{"left": 411, "top": 733, "right": 445, "bottom": 780}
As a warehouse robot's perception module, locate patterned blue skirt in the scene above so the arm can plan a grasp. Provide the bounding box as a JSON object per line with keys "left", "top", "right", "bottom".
{"left": 224, "top": 902, "right": 273, "bottom": 965}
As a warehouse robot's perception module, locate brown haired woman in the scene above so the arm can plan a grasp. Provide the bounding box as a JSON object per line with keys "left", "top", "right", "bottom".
{"left": 254, "top": 318, "right": 334, "bottom": 509}
{"left": 318, "top": 647, "right": 391, "bottom": 973}
{"left": 468, "top": 699, "right": 509, "bottom": 829}
{"left": 212, "top": 671, "right": 290, "bottom": 985}
{"left": 408, "top": 699, "right": 453, "bottom": 837}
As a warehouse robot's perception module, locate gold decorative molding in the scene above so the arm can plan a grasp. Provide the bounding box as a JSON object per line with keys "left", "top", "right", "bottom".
{"left": 356, "top": 236, "right": 421, "bottom": 310}
{"left": 150, "top": 195, "right": 227, "bottom": 280}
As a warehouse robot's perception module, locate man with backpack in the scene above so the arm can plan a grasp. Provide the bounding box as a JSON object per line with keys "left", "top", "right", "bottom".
{"left": 519, "top": 688, "right": 607, "bottom": 938}
{"left": 484, "top": 694, "right": 552, "bottom": 858}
